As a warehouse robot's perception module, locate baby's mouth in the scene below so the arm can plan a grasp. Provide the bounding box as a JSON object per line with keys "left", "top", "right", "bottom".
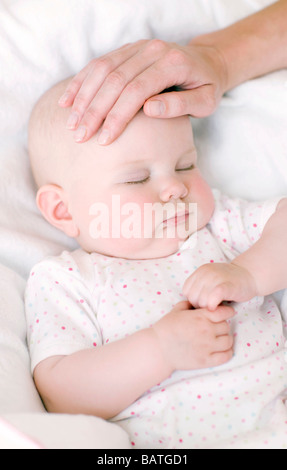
{"left": 147, "top": 202, "right": 198, "bottom": 240}
{"left": 163, "top": 211, "right": 190, "bottom": 227}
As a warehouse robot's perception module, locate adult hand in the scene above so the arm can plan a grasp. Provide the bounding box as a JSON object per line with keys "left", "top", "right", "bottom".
{"left": 59, "top": 39, "right": 228, "bottom": 145}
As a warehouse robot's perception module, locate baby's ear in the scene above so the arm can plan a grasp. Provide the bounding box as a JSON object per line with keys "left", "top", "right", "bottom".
{"left": 36, "top": 184, "right": 79, "bottom": 238}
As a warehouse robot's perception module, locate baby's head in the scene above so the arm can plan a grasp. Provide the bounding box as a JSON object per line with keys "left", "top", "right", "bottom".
{"left": 29, "top": 78, "right": 214, "bottom": 259}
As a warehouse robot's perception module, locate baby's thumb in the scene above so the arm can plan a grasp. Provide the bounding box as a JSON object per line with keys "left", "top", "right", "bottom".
{"left": 174, "top": 300, "right": 193, "bottom": 311}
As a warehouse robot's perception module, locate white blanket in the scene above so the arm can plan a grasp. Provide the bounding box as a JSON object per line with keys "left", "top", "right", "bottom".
{"left": 0, "top": 0, "right": 286, "bottom": 449}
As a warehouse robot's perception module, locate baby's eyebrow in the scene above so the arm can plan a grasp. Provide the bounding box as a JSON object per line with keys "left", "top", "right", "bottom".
{"left": 121, "top": 157, "right": 150, "bottom": 166}
{"left": 181, "top": 148, "right": 197, "bottom": 157}
{"left": 113, "top": 159, "right": 150, "bottom": 172}
{"left": 112, "top": 147, "right": 197, "bottom": 174}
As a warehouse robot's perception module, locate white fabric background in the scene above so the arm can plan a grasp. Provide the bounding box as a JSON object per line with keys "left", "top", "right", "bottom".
{"left": 0, "top": 0, "right": 285, "bottom": 448}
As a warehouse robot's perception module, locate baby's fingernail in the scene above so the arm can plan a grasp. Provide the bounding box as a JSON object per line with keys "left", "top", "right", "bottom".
{"left": 74, "top": 125, "right": 87, "bottom": 142}
{"left": 97, "top": 129, "right": 110, "bottom": 145}
{"left": 58, "top": 92, "right": 70, "bottom": 106}
{"left": 67, "top": 112, "right": 80, "bottom": 130}
{"left": 147, "top": 100, "right": 165, "bottom": 116}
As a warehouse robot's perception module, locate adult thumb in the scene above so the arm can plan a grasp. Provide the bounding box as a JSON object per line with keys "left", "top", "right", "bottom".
{"left": 144, "top": 85, "right": 218, "bottom": 119}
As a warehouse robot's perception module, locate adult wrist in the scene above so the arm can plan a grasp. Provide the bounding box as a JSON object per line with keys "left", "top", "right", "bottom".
{"left": 188, "top": 32, "right": 235, "bottom": 94}
{"left": 189, "top": 0, "right": 287, "bottom": 92}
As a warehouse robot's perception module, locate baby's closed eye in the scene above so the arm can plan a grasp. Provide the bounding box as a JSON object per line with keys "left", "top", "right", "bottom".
{"left": 175, "top": 164, "right": 195, "bottom": 172}
{"left": 125, "top": 175, "right": 150, "bottom": 185}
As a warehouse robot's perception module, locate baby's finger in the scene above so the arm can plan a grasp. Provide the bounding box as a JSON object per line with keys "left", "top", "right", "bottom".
{"left": 206, "top": 286, "right": 226, "bottom": 312}
{"left": 204, "top": 306, "right": 235, "bottom": 323}
{"left": 214, "top": 321, "right": 231, "bottom": 338}
{"left": 209, "top": 349, "right": 234, "bottom": 368}
{"left": 214, "top": 334, "right": 234, "bottom": 352}
{"left": 207, "top": 282, "right": 236, "bottom": 312}
{"left": 186, "top": 282, "right": 217, "bottom": 310}
{"left": 182, "top": 270, "right": 206, "bottom": 301}
{"left": 182, "top": 274, "right": 195, "bottom": 297}
{"left": 173, "top": 300, "right": 193, "bottom": 312}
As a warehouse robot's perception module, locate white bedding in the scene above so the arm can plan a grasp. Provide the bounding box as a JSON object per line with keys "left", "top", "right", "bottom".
{"left": 0, "top": 0, "right": 286, "bottom": 449}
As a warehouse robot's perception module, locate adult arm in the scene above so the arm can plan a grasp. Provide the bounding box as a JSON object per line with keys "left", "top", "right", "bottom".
{"left": 192, "top": 0, "right": 287, "bottom": 92}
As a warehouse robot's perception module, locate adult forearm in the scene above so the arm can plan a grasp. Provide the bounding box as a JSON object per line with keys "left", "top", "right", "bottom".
{"left": 190, "top": 0, "right": 287, "bottom": 92}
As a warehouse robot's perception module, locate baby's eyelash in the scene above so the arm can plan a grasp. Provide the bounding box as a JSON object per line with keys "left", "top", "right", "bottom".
{"left": 124, "top": 164, "right": 195, "bottom": 185}
{"left": 176, "top": 164, "right": 195, "bottom": 172}
{"left": 126, "top": 176, "right": 150, "bottom": 185}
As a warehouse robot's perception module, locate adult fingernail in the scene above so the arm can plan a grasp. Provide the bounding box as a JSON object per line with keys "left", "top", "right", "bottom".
{"left": 97, "top": 129, "right": 110, "bottom": 145}
{"left": 74, "top": 125, "right": 87, "bottom": 142}
{"left": 147, "top": 100, "right": 166, "bottom": 116}
{"left": 67, "top": 112, "right": 80, "bottom": 130}
{"left": 58, "top": 92, "right": 70, "bottom": 106}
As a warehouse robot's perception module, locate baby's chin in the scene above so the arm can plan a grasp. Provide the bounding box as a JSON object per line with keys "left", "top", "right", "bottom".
{"left": 84, "top": 235, "right": 191, "bottom": 260}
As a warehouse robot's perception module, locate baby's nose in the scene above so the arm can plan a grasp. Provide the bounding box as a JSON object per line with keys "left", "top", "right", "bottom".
{"left": 159, "top": 176, "right": 188, "bottom": 202}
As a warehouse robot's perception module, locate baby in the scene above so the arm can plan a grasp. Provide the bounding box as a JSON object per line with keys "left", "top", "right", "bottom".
{"left": 25, "top": 78, "right": 287, "bottom": 449}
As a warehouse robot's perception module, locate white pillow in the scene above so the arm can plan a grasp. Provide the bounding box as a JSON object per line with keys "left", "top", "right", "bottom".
{"left": 193, "top": 69, "right": 287, "bottom": 201}
{"left": 1, "top": 413, "right": 131, "bottom": 450}
{"left": 0, "top": 264, "right": 44, "bottom": 414}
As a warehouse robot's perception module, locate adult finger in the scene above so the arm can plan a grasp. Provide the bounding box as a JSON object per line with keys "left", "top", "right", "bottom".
{"left": 64, "top": 45, "right": 146, "bottom": 133}
{"left": 58, "top": 62, "right": 94, "bottom": 108}
{"left": 73, "top": 46, "right": 165, "bottom": 142}
{"left": 144, "top": 85, "right": 218, "bottom": 119}
{"left": 58, "top": 41, "right": 145, "bottom": 115}
{"left": 96, "top": 57, "right": 185, "bottom": 145}
{"left": 98, "top": 83, "right": 218, "bottom": 146}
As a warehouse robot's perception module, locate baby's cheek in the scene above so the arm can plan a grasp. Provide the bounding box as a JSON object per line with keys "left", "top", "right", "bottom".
{"left": 76, "top": 192, "right": 154, "bottom": 256}
{"left": 190, "top": 176, "right": 214, "bottom": 228}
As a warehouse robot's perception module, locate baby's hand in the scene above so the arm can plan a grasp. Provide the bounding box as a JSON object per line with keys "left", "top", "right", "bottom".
{"left": 153, "top": 301, "right": 234, "bottom": 371}
{"left": 183, "top": 263, "right": 258, "bottom": 311}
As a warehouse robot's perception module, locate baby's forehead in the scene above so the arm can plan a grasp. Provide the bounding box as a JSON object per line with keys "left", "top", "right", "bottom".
{"left": 81, "top": 112, "right": 194, "bottom": 167}
{"left": 31, "top": 80, "right": 195, "bottom": 175}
